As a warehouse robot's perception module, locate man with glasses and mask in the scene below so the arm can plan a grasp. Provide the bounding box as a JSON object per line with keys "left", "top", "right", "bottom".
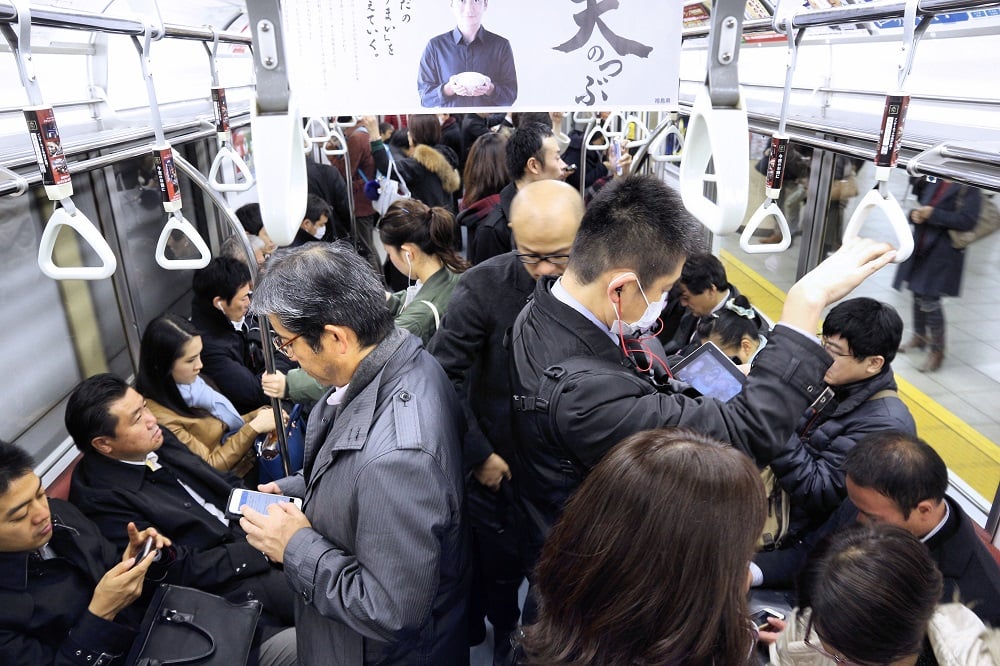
{"left": 428, "top": 179, "right": 583, "bottom": 662}
{"left": 507, "top": 174, "right": 898, "bottom": 609}
{"left": 418, "top": 0, "right": 517, "bottom": 108}
{"left": 238, "top": 242, "right": 469, "bottom": 665}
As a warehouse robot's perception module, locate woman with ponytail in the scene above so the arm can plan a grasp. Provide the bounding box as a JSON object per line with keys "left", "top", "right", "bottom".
{"left": 379, "top": 198, "right": 470, "bottom": 344}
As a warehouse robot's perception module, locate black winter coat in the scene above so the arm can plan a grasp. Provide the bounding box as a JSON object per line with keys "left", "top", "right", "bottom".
{"left": 509, "top": 278, "right": 834, "bottom": 567}
{"left": 769, "top": 368, "right": 915, "bottom": 541}
{"left": 468, "top": 182, "right": 516, "bottom": 265}
{"left": 893, "top": 180, "right": 981, "bottom": 297}
{"left": 428, "top": 251, "right": 536, "bottom": 470}
{"left": 373, "top": 143, "right": 460, "bottom": 212}
{"left": 189, "top": 300, "right": 267, "bottom": 413}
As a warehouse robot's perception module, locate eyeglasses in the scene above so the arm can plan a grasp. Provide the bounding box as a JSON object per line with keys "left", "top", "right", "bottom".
{"left": 804, "top": 617, "right": 859, "bottom": 665}
{"left": 272, "top": 332, "right": 302, "bottom": 358}
{"left": 820, "top": 336, "right": 854, "bottom": 358}
{"left": 515, "top": 252, "right": 570, "bottom": 266}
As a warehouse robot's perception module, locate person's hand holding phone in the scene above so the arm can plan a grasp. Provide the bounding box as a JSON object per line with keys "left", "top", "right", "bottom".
{"left": 757, "top": 617, "right": 787, "bottom": 645}
{"left": 240, "top": 500, "right": 311, "bottom": 564}
{"left": 124, "top": 522, "right": 170, "bottom": 566}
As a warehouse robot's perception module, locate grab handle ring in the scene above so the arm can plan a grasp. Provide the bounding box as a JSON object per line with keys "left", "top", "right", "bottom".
{"left": 155, "top": 212, "right": 212, "bottom": 270}
{"left": 38, "top": 206, "right": 118, "bottom": 280}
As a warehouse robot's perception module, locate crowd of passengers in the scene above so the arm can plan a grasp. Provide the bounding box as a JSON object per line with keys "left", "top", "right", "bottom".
{"left": 3, "top": 111, "right": 999, "bottom": 666}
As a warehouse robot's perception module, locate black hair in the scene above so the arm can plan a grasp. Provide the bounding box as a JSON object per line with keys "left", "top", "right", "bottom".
{"left": 378, "top": 121, "right": 394, "bottom": 135}
{"left": 379, "top": 199, "right": 469, "bottom": 274}
{"left": 65, "top": 373, "right": 131, "bottom": 453}
{"left": 507, "top": 121, "right": 554, "bottom": 181}
{"left": 679, "top": 253, "right": 729, "bottom": 295}
{"left": 514, "top": 112, "right": 552, "bottom": 129}
{"left": 0, "top": 440, "right": 35, "bottom": 495}
{"left": 570, "top": 175, "right": 703, "bottom": 287}
{"left": 822, "top": 297, "right": 903, "bottom": 364}
{"left": 389, "top": 128, "right": 410, "bottom": 150}
{"left": 136, "top": 315, "right": 208, "bottom": 420}
{"left": 235, "top": 202, "right": 263, "bottom": 235}
{"left": 697, "top": 295, "right": 763, "bottom": 350}
{"left": 844, "top": 431, "right": 948, "bottom": 518}
{"left": 406, "top": 114, "right": 442, "bottom": 148}
{"left": 251, "top": 241, "right": 394, "bottom": 350}
{"left": 805, "top": 524, "right": 942, "bottom": 664}
{"left": 304, "top": 193, "right": 332, "bottom": 225}
{"left": 191, "top": 257, "right": 252, "bottom": 306}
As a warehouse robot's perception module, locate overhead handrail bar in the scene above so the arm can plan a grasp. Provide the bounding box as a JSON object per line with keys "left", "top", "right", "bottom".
{"left": 680, "top": 0, "right": 1000, "bottom": 39}
{"left": 0, "top": 1, "right": 251, "bottom": 45}
{"left": 0, "top": 114, "right": 253, "bottom": 197}
{"left": 740, "top": 18, "right": 802, "bottom": 254}
{"left": 132, "top": 17, "right": 211, "bottom": 270}
{"left": 204, "top": 28, "right": 254, "bottom": 193}
{"left": 0, "top": 164, "right": 28, "bottom": 196}
{"left": 679, "top": 0, "right": 749, "bottom": 236}
{"left": 244, "top": 0, "right": 307, "bottom": 249}
{"left": 2, "top": 0, "right": 117, "bottom": 280}
{"left": 842, "top": 0, "right": 929, "bottom": 263}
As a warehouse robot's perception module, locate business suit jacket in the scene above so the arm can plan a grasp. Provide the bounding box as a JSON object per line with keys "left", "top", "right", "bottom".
{"left": 69, "top": 429, "right": 273, "bottom": 593}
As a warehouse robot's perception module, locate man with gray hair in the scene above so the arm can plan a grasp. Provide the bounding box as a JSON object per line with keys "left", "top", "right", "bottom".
{"left": 239, "top": 242, "right": 469, "bottom": 665}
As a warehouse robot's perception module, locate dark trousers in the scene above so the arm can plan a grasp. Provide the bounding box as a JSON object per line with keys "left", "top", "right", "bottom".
{"left": 467, "top": 480, "right": 524, "bottom": 643}
{"left": 913, "top": 293, "right": 946, "bottom": 351}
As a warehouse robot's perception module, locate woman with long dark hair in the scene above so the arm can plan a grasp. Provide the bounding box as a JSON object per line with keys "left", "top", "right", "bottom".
{"left": 522, "top": 427, "right": 766, "bottom": 665}
{"left": 457, "top": 131, "right": 509, "bottom": 255}
{"left": 137, "top": 313, "right": 277, "bottom": 477}
{"left": 379, "top": 199, "right": 469, "bottom": 344}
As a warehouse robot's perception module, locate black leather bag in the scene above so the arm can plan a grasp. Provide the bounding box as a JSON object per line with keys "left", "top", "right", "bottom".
{"left": 127, "top": 584, "right": 261, "bottom": 666}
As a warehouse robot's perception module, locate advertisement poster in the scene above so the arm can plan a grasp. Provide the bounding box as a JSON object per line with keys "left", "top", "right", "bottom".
{"left": 283, "top": 0, "right": 681, "bottom": 115}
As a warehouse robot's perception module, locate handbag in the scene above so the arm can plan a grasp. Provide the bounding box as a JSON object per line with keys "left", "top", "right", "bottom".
{"left": 257, "top": 402, "right": 306, "bottom": 483}
{"left": 127, "top": 584, "right": 261, "bottom": 666}
{"left": 374, "top": 146, "right": 411, "bottom": 217}
{"left": 948, "top": 190, "right": 1000, "bottom": 249}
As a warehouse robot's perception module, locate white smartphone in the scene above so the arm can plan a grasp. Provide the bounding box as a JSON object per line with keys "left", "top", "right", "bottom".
{"left": 750, "top": 607, "right": 785, "bottom": 631}
{"left": 131, "top": 535, "right": 154, "bottom": 569}
{"left": 227, "top": 488, "right": 303, "bottom": 518}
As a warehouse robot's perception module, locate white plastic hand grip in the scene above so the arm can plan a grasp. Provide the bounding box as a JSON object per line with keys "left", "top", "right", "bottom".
{"left": 155, "top": 213, "right": 212, "bottom": 270}
{"left": 650, "top": 124, "right": 684, "bottom": 164}
{"left": 208, "top": 146, "right": 254, "bottom": 193}
{"left": 303, "top": 117, "right": 332, "bottom": 144}
{"left": 842, "top": 188, "right": 914, "bottom": 264}
{"left": 741, "top": 201, "right": 791, "bottom": 254}
{"left": 37, "top": 206, "right": 118, "bottom": 280}
{"left": 679, "top": 88, "right": 749, "bottom": 236}
{"left": 252, "top": 105, "right": 307, "bottom": 247}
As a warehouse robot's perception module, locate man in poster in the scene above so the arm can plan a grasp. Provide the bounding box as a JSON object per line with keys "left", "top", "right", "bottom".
{"left": 418, "top": 0, "right": 517, "bottom": 108}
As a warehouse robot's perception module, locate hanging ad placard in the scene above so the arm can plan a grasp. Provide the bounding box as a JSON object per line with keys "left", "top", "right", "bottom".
{"left": 282, "top": 0, "right": 681, "bottom": 115}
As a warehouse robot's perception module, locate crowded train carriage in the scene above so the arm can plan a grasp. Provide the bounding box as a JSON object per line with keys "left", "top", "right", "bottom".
{"left": 1, "top": 0, "right": 999, "bottom": 664}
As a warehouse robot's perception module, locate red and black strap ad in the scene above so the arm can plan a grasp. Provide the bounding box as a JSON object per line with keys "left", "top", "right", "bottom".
{"left": 211, "top": 87, "right": 230, "bottom": 135}
{"left": 766, "top": 136, "right": 790, "bottom": 192}
{"left": 23, "top": 106, "right": 71, "bottom": 187}
{"left": 875, "top": 94, "right": 910, "bottom": 168}
{"left": 153, "top": 146, "right": 182, "bottom": 209}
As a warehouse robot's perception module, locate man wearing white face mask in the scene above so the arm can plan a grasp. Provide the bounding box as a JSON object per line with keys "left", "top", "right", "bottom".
{"left": 290, "top": 194, "right": 332, "bottom": 247}
{"left": 508, "top": 175, "right": 898, "bottom": 595}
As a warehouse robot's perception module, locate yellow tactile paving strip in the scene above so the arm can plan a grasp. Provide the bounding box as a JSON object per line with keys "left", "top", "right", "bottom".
{"left": 720, "top": 250, "right": 1000, "bottom": 501}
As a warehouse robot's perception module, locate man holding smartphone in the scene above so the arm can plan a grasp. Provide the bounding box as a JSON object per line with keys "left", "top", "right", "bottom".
{"left": 240, "top": 243, "right": 468, "bottom": 665}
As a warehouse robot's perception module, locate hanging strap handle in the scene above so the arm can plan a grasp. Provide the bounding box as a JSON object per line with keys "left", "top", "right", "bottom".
{"left": 303, "top": 117, "right": 333, "bottom": 146}
{"left": 155, "top": 212, "right": 212, "bottom": 270}
{"left": 245, "top": 0, "right": 306, "bottom": 248}
{"left": 38, "top": 206, "right": 118, "bottom": 280}
{"left": 741, "top": 21, "right": 803, "bottom": 253}
{"left": 208, "top": 147, "right": 254, "bottom": 192}
{"left": 679, "top": 0, "right": 748, "bottom": 236}
{"left": 842, "top": 186, "right": 914, "bottom": 263}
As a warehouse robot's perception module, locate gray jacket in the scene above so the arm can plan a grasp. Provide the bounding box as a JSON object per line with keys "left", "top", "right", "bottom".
{"left": 279, "top": 328, "right": 469, "bottom": 665}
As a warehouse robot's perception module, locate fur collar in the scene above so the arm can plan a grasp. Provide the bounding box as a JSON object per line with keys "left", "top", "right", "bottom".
{"left": 412, "top": 144, "right": 460, "bottom": 194}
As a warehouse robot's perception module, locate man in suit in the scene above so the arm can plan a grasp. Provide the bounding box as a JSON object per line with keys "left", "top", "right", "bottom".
{"left": 657, "top": 253, "right": 745, "bottom": 356}
{"left": 65, "top": 373, "right": 295, "bottom": 630}
{"left": 754, "top": 431, "right": 1000, "bottom": 626}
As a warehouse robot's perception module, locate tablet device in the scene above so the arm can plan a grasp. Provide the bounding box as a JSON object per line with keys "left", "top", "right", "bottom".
{"left": 671, "top": 341, "right": 747, "bottom": 402}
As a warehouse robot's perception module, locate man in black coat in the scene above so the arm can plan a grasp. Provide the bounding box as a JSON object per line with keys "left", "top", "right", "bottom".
{"left": 190, "top": 257, "right": 292, "bottom": 413}
{"left": 0, "top": 440, "right": 167, "bottom": 666}
{"left": 753, "top": 431, "right": 1000, "bottom": 626}
{"left": 508, "top": 174, "right": 896, "bottom": 583}
{"left": 429, "top": 180, "right": 583, "bottom": 661}
{"left": 468, "top": 122, "right": 568, "bottom": 265}
{"left": 65, "top": 374, "right": 295, "bottom": 628}
{"left": 305, "top": 159, "right": 351, "bottom": 241}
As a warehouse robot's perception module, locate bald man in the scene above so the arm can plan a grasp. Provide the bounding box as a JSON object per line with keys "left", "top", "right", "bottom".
{"left": 429, "top": 179, "right": 583, "bottom": 662}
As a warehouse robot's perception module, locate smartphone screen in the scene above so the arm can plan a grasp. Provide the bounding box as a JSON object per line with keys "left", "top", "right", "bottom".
{"left": 750, "top": 608, "right": 785, "bottom": 631}
{"left": 227, "top": 488, "right": 303, "bottom": 517}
